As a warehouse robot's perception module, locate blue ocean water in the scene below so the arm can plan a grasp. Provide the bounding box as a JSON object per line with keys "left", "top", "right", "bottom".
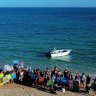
{"left": 0, "top": 7, "right": 96, "bottom": 75}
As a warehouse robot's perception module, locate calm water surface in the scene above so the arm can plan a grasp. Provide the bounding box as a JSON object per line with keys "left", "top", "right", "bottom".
{"left": 0, "top": 8, "right": 96, "bottom": 75}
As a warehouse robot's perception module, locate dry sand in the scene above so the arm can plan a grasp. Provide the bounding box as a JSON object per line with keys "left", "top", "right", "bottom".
{"left": 0, "top": 83, "right": 92, "bottom": 96}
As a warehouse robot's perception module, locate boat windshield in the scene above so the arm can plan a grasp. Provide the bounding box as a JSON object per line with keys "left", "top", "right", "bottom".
{"left": 51, "top": 50, "right": 66, "bottom": 54}
{"left": 62, "top": 50, "right": 67, "bottom": 52}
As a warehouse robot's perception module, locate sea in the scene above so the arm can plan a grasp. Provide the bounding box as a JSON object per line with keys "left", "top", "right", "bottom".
{"left": 0, "top": 7, "right": 96, "bottom": 75}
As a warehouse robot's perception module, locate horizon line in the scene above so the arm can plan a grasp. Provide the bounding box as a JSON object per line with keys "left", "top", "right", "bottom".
{"left": 0, "top": 6, "right": 96, "bottom": 8}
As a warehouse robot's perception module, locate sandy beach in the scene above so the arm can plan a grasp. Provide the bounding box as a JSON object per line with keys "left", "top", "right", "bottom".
{"left": 0, "top": 83, "right": 92, "bottom": 96}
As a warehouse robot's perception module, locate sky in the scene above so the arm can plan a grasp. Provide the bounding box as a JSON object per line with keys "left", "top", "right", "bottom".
{"left": 0, "top": 0, "right": 96, "bottom": 7}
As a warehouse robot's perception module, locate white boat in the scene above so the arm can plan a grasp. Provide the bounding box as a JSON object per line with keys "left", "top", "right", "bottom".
{"left": 49, "top": 48, "right": 71, "bottom": 57}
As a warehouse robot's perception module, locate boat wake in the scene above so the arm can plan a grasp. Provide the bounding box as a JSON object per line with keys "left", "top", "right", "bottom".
{"left": 51, "top": 55, "right": 71, "bottom": 62}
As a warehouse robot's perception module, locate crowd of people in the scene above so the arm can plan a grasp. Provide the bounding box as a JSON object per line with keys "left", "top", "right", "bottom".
{"left": 0, "top": 61, "right": 96, "bottom": 94}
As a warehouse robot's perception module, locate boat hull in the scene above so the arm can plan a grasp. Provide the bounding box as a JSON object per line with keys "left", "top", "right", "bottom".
{"left": 50, "top": 50, "right": 71, "bottom": 58}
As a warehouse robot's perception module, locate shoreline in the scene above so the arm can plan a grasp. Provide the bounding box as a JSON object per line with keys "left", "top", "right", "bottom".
{"left": 0, "top": 64, "right": 96, "bottom": 96}
{"left": 0, "top": 63, "right": 96, "bottom": 77}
